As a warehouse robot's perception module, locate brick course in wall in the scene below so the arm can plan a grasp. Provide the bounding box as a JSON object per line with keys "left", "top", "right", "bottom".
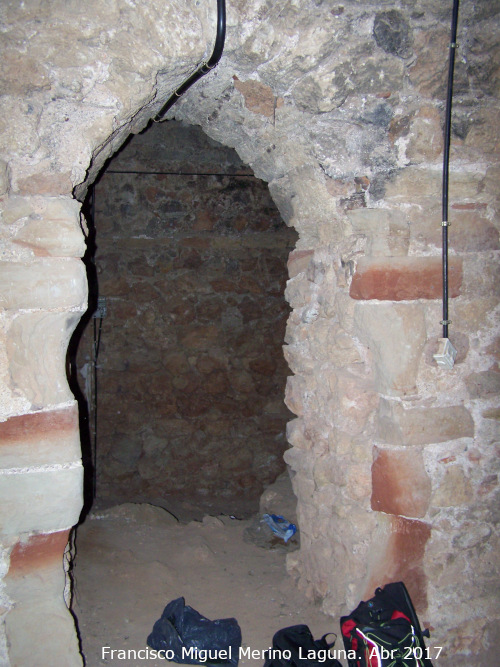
{"left": 349, "top": 256, "right": 463, "bottom": 301}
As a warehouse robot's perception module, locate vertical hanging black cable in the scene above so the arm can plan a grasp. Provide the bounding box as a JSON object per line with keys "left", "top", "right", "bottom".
{"left": 154, "top": 0, "right": 226, "bottom": 121}
{"left": 93, "top": 312, "right": 103, "bottom": 499}
{"left": 441, "top": 0, "right": 460, "bottom": 339}
{"left": 90, "top": 187, "right": 102, "bottom": 500}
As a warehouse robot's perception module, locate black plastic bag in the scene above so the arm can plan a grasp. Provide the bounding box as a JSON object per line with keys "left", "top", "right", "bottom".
{"left": 263, "top": 625, "right": 342, "bottom": 667}
{"left": 147, "top": 597, "right": 241, "bottom": 666}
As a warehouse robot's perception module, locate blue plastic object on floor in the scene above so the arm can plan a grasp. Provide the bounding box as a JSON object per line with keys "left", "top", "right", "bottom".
{"left": 262, "top": 514, "right": 297, "bottom": 543}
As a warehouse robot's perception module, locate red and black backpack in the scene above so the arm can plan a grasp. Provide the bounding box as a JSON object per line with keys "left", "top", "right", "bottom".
{"left": 340, "top": 582, "right": 434, "bottom": 667}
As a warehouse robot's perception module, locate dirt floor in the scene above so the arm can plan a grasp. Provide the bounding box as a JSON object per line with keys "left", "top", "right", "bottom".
{"left": 72, "top": 487, "right": 339, "bottom": 667}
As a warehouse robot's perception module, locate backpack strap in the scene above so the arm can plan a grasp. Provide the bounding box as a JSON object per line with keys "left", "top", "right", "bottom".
{"left": 317, "top": 632, "right": 337, "bottom": 650}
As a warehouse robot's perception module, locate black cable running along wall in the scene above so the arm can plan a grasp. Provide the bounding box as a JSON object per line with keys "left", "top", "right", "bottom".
{"left": 441, "top": 0, "right": 460, "bottom": 339}
{"left": 155, "top": 0, "right": 226, "bottom": 121}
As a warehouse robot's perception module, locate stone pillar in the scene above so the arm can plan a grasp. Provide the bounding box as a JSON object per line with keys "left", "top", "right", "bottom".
{"left": 0, "top": 194, "right": 87, "bottom": 666}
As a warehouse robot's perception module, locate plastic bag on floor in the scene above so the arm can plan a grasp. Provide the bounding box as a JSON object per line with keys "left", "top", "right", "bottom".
{"left": 147, "top": 597, "right": 241, "bottom": 666}
{"left": 262, "top": 514, "right": 297, "bottom": 543}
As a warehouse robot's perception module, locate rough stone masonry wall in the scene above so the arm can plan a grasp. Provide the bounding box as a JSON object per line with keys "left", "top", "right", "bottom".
{"left": 0, "top": 1, "right": 499, "bottom": 665}
{"left": 77, "top": 121, "right": 296, "bottom": 513}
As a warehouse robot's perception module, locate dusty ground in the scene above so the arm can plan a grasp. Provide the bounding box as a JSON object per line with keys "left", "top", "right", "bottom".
{"left": 72, "top": 498, "right": 338, "bottom": 667}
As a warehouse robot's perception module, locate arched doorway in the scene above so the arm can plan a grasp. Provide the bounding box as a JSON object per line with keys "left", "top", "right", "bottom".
{"left": 74, "top": 119, "right": 297, "bottom": 518}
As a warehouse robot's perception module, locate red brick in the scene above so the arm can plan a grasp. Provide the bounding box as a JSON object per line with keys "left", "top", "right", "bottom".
{"left": 233, "top": 77, "right": 275, "bottom": 117}
{"left": 16, "top": 171, "right": 73, "bottom": 196}
{"left": 371, "top": 446, "right": 431, "bottom": 518}
{"left": 8, "top": 530, "right": 71, "bottom": 576}
{"left": 365, "top": 516, "right": 431, "bottom": 612}
{"left": 350, "top": 256, "right": 462, "bottom": 300}
{"left": 0, "top": 406, "right": 81, "bottom": 467}
{"left": 0, "top": 406, "right": 78, "bottom": 444}
{"left": 451, "top": 202, "right": 487, "bottom": 210}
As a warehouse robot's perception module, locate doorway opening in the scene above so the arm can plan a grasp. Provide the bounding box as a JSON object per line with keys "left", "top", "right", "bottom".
{"left": 68, "top": 120, "right": 335, "bottom": 666}
{"left": 73, "top": 119, "right": 297, "bottom": 521}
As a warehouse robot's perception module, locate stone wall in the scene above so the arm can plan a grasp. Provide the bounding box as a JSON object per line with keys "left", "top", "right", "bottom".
{"left": 0, "top": 1, "right": 499, "bottom": 665}
{"left": 77, "top": 121, "right": 296, "bottom": 514}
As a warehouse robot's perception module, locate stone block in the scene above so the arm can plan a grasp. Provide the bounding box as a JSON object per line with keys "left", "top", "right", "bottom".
{"left": 405, "top": 108, "right": 443, "bottom": 163}
{"left": 410, "top": 204, "right": 499, "bottom": 253}
{"left": 286, "top": 418, "right": 311, "bottom": 451}
{"left": 328, "top": 332, "right": 362, "bottom": 367}
{"left": 5, "top": 534, "right": 82, "bottom": 667}
{"left": 483, "top": 407, "right": 500, "bottom": 421}
{"left": 354, "top": 302, "right": 426, "bottom": 396}
{"left": 346, "top": 463, "right": 372, "bottom": 501}
{"left": 287, "top": 249, "right": 314, "bottom": 278}
{"left": 0, "top": 98, "right": 38, "bottom": 161}
{"left": 347, "top": 208, "right": 410, "bottom": 257}
{"left": 16, "top": 170, "right": 74, "bottom": 197}
{"left": 465, "top": 107, "right": 500, "bottom": 155}
{"left": 284, "top": 375, "right": 307, "bottom": 417}
{"left": 283, "top": 342, "right": 315, "bottom": 375}
{"left": 384, "top": 166, "right": 484, "bottom": 202}
{"left": 455, "top": 297, "right": 498, "bottom": 334}
{"left": 336, "top": 372, "right": 379, "bottom": 436}
{"left": 277, "top": 167, "right": 340, "bottom": 246}
{"left": 1, "top": 195, "right": 85, "bottom": 257}
{"left": 204, "top": 369, "right": 230, "bottom": 394}
{"left": 249, "top": 357, "right": 277, "bottom": 377}
{"left": 432, "top": 466, "right": 473, "bottom": 507}
{"left": 0, "top": 159, "right": 9, "bottom": 195}
{"left": 371, "top": 446, "right": 431, "bottom": 518}
{"left": 0, "top": 464, "right": 83, "bottom": 537}
{"left": 409, "top": 29, "right": 449, "bottom": 98}
{"left": 180, "top": 325, "right": 220, "bottom": 349}
{"left": 312, "top": 454, "right": 345, "bottom": 489}
{"left": 285, "top": 274, "right": 312, "bottom": 309}
{"left": 0, "top": 405, "right": 81, "bottom": 468}
{"left": 283, "top": 441, "right": 311, "bottom": 476}
{"left": 0, "top": 258, "right": 87, "bottom": 310}
{"left": 350, "top": 256, "right": 462, "bottom": 301}
{"left": 452, "top": 522, "right": 492, "bottom": 551}
{"left": 465, "top": 370, "right": 500, "bottom": 399}
{"left": 291, "top": 69, "right": 349, "bottom": 114}
{"left": 373, "top": 10, "right": 413, "bottom": 59}
{"left": 462, "top": 253, "right": 500, "bottom": 298}
{"left": 377, "top": 399, "right": 474, "bottom": 446}
{"left": 7, "top": 311, "right": 83, "bottom": 408}
{"left": 8, "top": 530, "right": 71, "bottom": 576}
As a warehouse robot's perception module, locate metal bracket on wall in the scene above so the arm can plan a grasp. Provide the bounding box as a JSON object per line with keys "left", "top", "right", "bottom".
{"left": 93, "top": 296, "right": 107, "bottom": 319}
